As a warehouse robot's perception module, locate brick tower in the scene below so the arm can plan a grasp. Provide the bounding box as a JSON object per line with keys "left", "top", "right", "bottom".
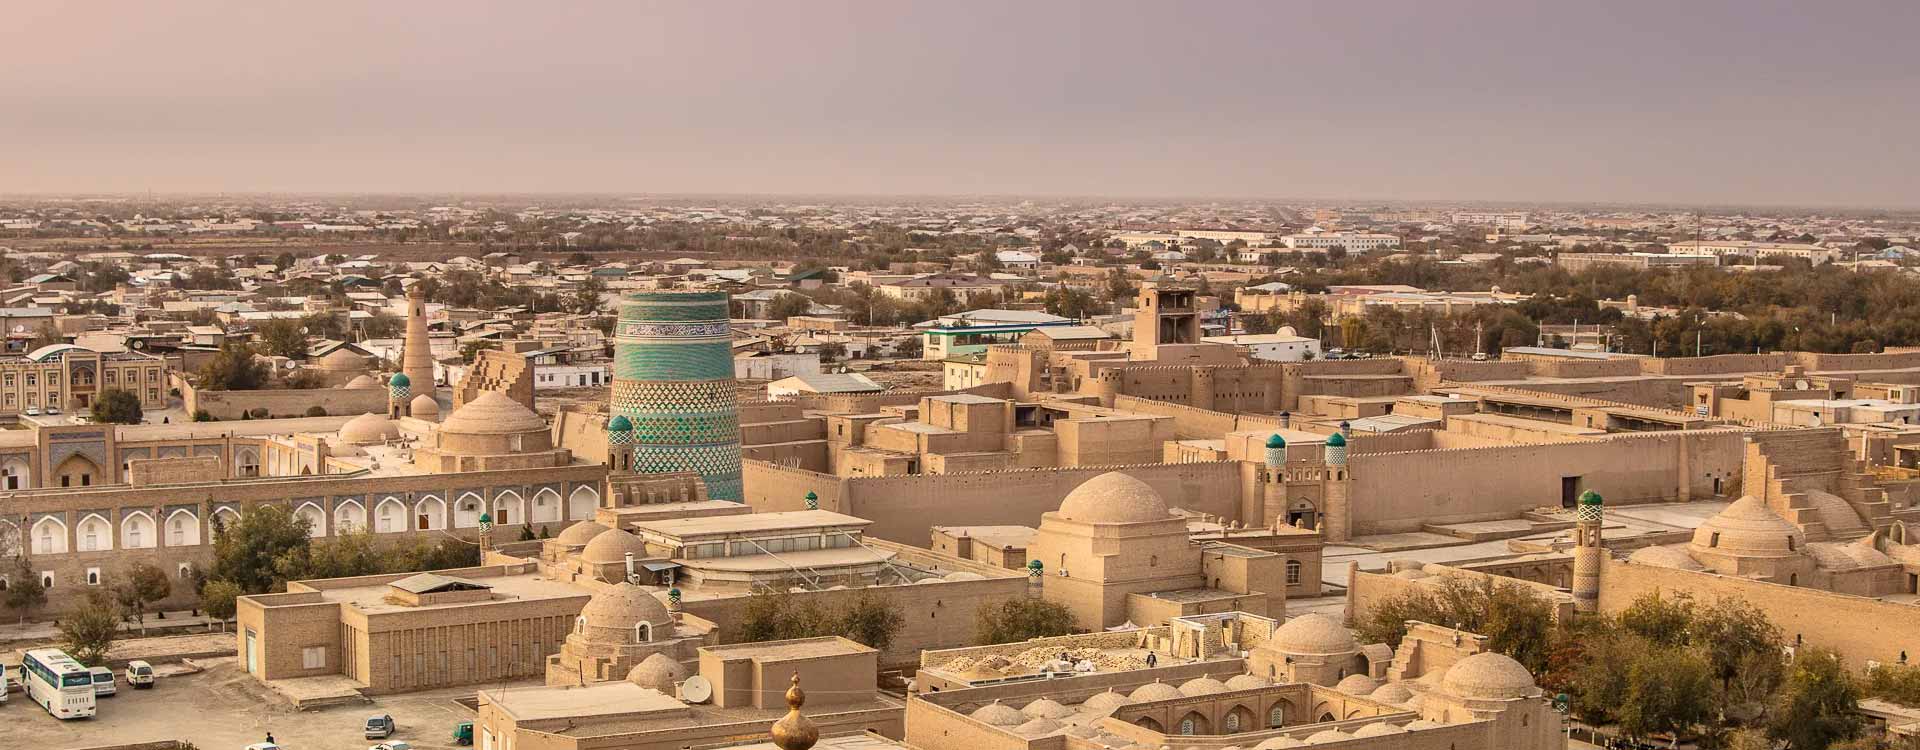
{"left": 401, "top": 283, "right": 436, "bottom": 404}
{"left": 611, "top": 290, "right": 742, "bottom": 501}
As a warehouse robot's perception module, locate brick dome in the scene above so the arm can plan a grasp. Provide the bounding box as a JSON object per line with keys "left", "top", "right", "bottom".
{"left": 1439, "top": 652, "right": 1538, "bottom": 700}
{"left": 1269, "top": 613, "right": 1357, "bottom": 656}
{"left": 1056, "top": 472, "right": 1171, "bottom": 524}
{"left": 625, "top": 652, "right": 689, "bottom": 691}
{"left": 578, "top": 582, "right": 672, "bottom": 638}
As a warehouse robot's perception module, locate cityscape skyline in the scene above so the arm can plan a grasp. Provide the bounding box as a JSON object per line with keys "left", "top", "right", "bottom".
{"left": 5, "top": 1, "right": 1918, "bottom": 206}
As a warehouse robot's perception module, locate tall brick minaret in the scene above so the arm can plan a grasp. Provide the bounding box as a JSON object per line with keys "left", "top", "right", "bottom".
{"left": 401, "top": 284, "right": 435, "bottom": 404}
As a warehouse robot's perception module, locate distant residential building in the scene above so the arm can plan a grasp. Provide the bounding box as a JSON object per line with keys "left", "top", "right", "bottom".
{"left": 915, "top": 309, "right": 1074, "bottom": 360}
{"left": 733, "top": 351, "right": 821, "bottom": 381}
{"left": 1175, "top": 229, "right": 1275, "bottom": 244}
{"left": 1202, "top": 332, "right": 1322, "bottom": 362}
{"left": 993, "top": 250, "right": 1039, "bottom": 270}
{"left": 1451, "top": 211, "right": 1531, "bottom": 229}
{"left": 1281, "top": 231, "right": 1401, "bottom": 252}
{"left": 1668, "top": 240, "right": 1836, "bottom": 264}
{"left": 766, "top": 372, "right": 884, "bottom": 399}
{"left": 878, "top": 272, "right": 1004, "bottom": 303}
{"left": 1556, "top": 252, "right": 1719, "bottom": 272}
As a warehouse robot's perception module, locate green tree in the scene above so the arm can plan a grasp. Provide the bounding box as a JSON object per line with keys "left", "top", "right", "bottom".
{"left": 200, "top": 580, "right": 242, "bottom": 631}
{"left": 836, "top": 591, "right": 906, "bottom": 651}
{"left": 1618, "top": 645, "right": 1715, "bottom": 741}
{"left": 1769, "top": 649, "right": 1864, "bottom": 750}
{"left": 207, "top": 504, "right": 312, "bottom": 594}
{"left": 255, "top": 319, "right": 309, "bottom": 358}
{"left": 90, "top": 388, "right": 144, "bottom": 424}
{"left": 277, "top": 528, "right": 385, "bottom": 582}
{"left": 113, "top": 562, "right": 172, "bottom": 634}
{"left": 892, "top": 336, "right": 923, "bottom": 359}
{"left": 768, "top": 292, "right": 814, "bottom": 321}
{"left": 738, "top": 589, "right": 903, "bottom": 651}
{"left": 360, "top": 311, "right": 403, "bottom": 339}
{"left": 975, "top": 598, "right": 1079, "bottom": 645}
{"left": 60, "top": 588, "right": 121, "bottom": 665}
{"left": 195, "top": 341, "right": 271, "bottom": 391}
{"left": 1352, "top": 577, "right": 1557, "bottom": 674}
{"left": 1618, "top": 591, "right": 1696, "bottom": 647}
{"left": 5, "top": 558, "right": 46, "bottom": 623}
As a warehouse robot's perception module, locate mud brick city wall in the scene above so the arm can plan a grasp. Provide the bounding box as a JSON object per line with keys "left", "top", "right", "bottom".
{"left": 1346, "top": 430, "right": 1747, "bottom": 535}
{"left": 1598, "top": 557, "right": 1920, "bottom": 671}
{"left": 183, "top": 382, "right": 389, "bottom": 420}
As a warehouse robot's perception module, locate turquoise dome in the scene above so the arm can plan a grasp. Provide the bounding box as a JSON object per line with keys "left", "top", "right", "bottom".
{"left": 1326, "top": 432, "right": 1347, "bottom": 447}
{"left": 609, "top": 415, "right": 633, "bottom": 431}
{"left": 388, "top": 372, "right": 411, "bottom": 387}
{"left": 1579, "top": 490, "right": 1604, "bottom": 506}
{"left": 1265, "top": 434, "right": 1286, "bottom": 448}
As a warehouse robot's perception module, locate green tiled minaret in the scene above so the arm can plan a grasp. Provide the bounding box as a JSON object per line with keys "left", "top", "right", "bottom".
{"left": 612, "top": 291, "right": 742, "bottom": 501}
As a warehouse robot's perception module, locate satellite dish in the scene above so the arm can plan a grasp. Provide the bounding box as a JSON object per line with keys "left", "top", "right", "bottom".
{"left": 679, "top": 675, "right": 713, "bottom": 704}
{"left": 285, "top": 360, "right": 299, "bottom": 369}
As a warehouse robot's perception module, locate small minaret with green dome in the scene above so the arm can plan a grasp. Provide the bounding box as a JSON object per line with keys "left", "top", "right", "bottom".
{"left": 1265, "top": 434, "right": 1286, "bottom": 469}
{"left": 1572, "top": 489, "right": 1604, "bottom": 613}
{"left": 387, "top": 372, "right": 411, "bottom": 418}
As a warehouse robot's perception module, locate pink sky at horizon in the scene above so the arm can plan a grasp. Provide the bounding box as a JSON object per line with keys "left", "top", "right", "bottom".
{"left": 3, "top": 1, "right": 1916, "bottom": 207}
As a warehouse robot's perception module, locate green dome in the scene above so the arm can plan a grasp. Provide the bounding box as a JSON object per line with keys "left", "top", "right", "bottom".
{"left": 478, "top": 512, "right": 492, "bottom": 524}
{"left": 1325, "top": 432, "right": 1347, "bottom": 447}
{"left": 609, "top": 415, "right": 633, "bottom": 431}
{"left": 1265, "top": 434, "right": 1286, "bottom": 448}
{"left": 804, "top": 491, "right": 818, "bottom": 500}
{"left": 1027, "top": 559, "right": 1045, "bottom": 571}
{"left": 1578, "top": 489, "right": 1604, "bottom": 506}
{"left": 388, "top": 372, "right": 410, "bottom": 387}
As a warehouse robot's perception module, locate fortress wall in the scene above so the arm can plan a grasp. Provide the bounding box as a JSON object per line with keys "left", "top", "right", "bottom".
{"left": 1795, "top": 350, "right": 1920, "bottom": 372}
{"left": 1527, "top": 358, "right": 1644, "bottom": 379}
{"left": 1598, "top": 557, "right": 1920, "bottom": 671}
{"left": 1347, "top": 431, "right": 1747, "bottom": 534}
{"left": 1642, "top": 353, "right": 1789, "bottom": 376}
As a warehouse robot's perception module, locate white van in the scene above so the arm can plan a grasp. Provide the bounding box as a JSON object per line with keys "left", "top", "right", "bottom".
{"left": 126, "top": 660, "right": 155, "bottom": 689}
{"left": 87, "top": 666, "right": 115, "bottom": 697}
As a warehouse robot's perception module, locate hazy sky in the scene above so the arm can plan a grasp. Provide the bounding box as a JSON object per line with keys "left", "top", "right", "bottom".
{"left": 4, "top": 1, "right": 1917, "bottom": 206}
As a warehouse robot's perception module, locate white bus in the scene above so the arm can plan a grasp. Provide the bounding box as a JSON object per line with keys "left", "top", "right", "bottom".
{"left": 21, "top": 648, "right": 96, "bottom": 719}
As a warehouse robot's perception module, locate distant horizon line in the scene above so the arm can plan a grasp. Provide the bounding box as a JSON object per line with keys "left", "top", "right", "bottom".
{"left": 1, "top": 190, "right": 1917, "bottom": 215}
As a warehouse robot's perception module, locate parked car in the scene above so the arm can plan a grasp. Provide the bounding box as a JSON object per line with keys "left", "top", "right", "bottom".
{"left": 126, "top": 660, "right": 155, "bottom": 689}
{"left": 244, "top": 744, "right": 282, "bottom": 750}
{"left": 24, "top": 407, "right": 40, "bottom": 416}
{"left": 45, "top": 406, "right": 60, "bottom": 415}
{"left": 370, "top": 742, "right": 414, "bottom": 750}
{"left": 88, "top": 666, "right": 116, "bottom": 697}
{"left": 452, "top": 722, "right": 474, "bottom": 746}
{"left": 364, "top": 713, "right": 397, "bottom": 739}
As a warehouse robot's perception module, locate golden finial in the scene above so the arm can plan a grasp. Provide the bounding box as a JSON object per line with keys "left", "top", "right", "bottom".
{"left": 769, "top": 673, "right": 820, "bottom": 750}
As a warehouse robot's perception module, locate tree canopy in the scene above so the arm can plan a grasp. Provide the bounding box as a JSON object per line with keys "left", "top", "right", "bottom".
{"left": 90, "top": 388, "right": 143, "bottom": 424}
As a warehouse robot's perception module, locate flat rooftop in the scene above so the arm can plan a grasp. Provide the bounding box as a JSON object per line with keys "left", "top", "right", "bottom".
{"left": 930, "top": 393, "right": 1005, "bottom": 405}
{"left": 703, "top": 636, "right": 875, "bottom": 661}
{"left": 933, "top": 525, "right": 1037, "bottom": 549}
{"left": 637, "top": 509, "right": 870, "bottom": 538}
{"left": 310, "top": 570, "right": 591, "bottom": 614}
{"left": 677, "top": 546, "right": 895, "bottom": 572}
{"left": 488, "top": 681, "right": 685, "bottom": 722}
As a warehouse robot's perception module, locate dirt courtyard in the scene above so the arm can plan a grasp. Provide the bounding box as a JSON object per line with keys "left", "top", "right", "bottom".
{"left": 4, "top": 656, "right": 531, "bottom": 750}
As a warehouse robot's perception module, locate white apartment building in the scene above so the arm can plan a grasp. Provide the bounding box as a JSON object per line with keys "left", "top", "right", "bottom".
{"left": 1281, "top": 231, "right": 1401, "bottom": 252}
{"left": 1451, "top": 211, "right": 1531, "bottom": 229}
{"left": 1667, "top": 240, "right": 1836, "bottom": 264}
